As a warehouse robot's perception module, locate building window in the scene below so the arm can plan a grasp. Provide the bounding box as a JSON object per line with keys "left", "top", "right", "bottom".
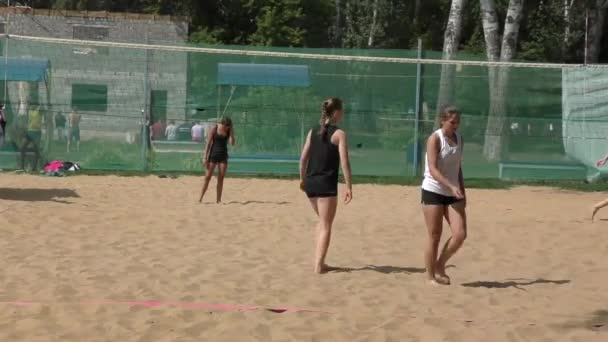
{"left": 73, "top": 26, "right": 109, "bottom": 55}
{"left": 0, "top": 23, "right": 5, "bottom": 34}
{"left": 71, "top": 84, "right": 108, "bottom": 112}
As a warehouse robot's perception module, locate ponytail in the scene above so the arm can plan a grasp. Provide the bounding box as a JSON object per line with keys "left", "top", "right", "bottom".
{"left": 319, "top": 97, "right": 343, "bottom": 141}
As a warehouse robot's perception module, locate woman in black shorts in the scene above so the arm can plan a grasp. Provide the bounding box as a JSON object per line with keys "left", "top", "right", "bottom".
{"left": 199, "top": 117, "right": 235, "bottom": 203}
{"left": 299, "top": 97, "right": 353, "bottom": 274}
{"left": 421, "top": 105, "right": 467, "bottom": 285}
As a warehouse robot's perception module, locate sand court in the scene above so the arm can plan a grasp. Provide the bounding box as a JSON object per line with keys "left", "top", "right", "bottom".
{"left": 0, "top": 174, "right": 606, "bottom": 341}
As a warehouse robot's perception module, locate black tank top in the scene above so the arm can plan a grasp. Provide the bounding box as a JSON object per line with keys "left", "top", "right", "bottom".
{"left": 305, "top": 125, "right": 340, "bottom": 187}
{"left": 210, "top": 126, "right": 229, "bottom": 157}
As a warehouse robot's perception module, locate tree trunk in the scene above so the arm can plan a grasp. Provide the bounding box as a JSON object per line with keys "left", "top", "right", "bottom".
{"left": 334, "top": 0, "right": 342, "bottom": 46}
{"left": 563, "top": 0, "right": 574, "bottom": 57}
{"left": 479, "top": 0, "right": 500, "bottom": 62}
{"left": 586, "top": 0, "right": 608, "bottom": 64}
{"left": 436, "top": 0, "right": 467, "bottom": 115}
{"left": 482, "top": 0, "right": 524, "bottom": 162}
{"left": 368, "top": 0, "right": 379, "bottom": 47}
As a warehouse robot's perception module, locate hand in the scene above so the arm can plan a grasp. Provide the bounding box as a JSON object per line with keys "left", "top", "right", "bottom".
{"left": 451, "top": 185, "right": 465, "bottom": 200}
{"left": 344, "top": 188, "right": 353, "bottom": 204}
{"left": 299, "top": 180, "right": 305, "bottom": 192}
{"left": 597, "top": 158, "right": 606, "bottom": 167}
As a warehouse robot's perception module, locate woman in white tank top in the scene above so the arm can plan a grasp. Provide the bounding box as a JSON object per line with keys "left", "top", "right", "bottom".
{"left": 421, "top": 105, "right": 467, "bottom": 286}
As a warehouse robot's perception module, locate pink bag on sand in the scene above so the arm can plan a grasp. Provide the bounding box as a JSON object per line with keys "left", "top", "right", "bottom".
{"left": 43, "top": 160, "right": 64, "bottom": 173}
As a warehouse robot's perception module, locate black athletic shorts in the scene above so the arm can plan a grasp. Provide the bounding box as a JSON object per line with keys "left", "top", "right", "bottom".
{"left": 421, "top": 189, "right": 460, "bottom": 206}
{"left": 304, "top": 176, "right": 337, "bottom": 199}
{"left": 209, "top": 153, "right": 228, "bottom": 163}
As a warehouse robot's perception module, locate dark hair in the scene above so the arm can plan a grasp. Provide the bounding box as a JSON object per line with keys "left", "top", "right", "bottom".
{"left": 220, "top": 116, "right": 232, "bottom": 127}
{"left": 437, "top": 104, "right": 461, "bottom": 128}
{"left": 319, "top": 97, "right": 343, "bottom": 140}
{"left": 220, "top": 116, "right": 232, "bottom": 135}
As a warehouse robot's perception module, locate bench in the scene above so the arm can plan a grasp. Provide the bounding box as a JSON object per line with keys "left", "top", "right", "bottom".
{"left": 151, "top": 140, "right": 203, "bottom": 154}
{"left": 498, "top": 160, "right": 588, "bottom": 180}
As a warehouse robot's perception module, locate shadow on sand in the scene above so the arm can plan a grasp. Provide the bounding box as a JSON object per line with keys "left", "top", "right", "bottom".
{"left": 0, "top": 188, "right": 79, "bottom": 204}
{"left": 461, "top": 278, "right": 570, "bottom": 290}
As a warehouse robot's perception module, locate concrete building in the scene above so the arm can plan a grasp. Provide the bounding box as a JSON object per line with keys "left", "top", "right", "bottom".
{"left": 0, "top": 7, "right": 189, "bottom": 138}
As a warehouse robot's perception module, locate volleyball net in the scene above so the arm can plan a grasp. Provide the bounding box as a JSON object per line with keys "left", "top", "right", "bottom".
{"left": 0, "top": 34, "right": 606, "bottom": 180}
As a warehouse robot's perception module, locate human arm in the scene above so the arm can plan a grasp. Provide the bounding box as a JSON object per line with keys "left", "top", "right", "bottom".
{"left": 229, "top": 126, "right": 235, "bottom": 146}
{"left": 597, "top": 153, "right": 608, "bottom": 167}
{"left": 336, "top": 130, "right": 353, "bottom": 204}
{"left": 426, "top": 134, "right": 464, "bottom": 199}
{"left": 299, "top": 130, "right": 312, "bottom": 191}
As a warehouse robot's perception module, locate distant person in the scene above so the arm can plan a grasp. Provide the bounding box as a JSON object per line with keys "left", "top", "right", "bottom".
{"left": 421, "top": 105, "right": 467, "bottom": 286}
{"left": 199, "top": 117, "right": 235, "bottom": 204}
{"left": 150, "top": 119, "right": 165, "bottom": 141}
{"left": 67, "top": 109, "right": 81, "bottom": 152}
{"left": 54, "top": 111, "right": 67, "bottom": 142}
{"left": 26, "top": 105, "right": 43, "bottom": 147}
{"left": 0, "top": 103, "right": 6, "bottom": 147}
{"left": 191, "top": 121, "right": 204, "bottom": 143}
{"left": 165, "top": 120, "right": 178, "bottom": 141}
{"left": 299, "top": 98, "right": 353, "bottom": 274}
{"left": 592, "top": 154, "right": 608, "bottom": 221}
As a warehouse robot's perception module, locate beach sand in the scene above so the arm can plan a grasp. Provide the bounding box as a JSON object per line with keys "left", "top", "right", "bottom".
{"left": 0, "top": 174, "right": 606, "bottom": 341}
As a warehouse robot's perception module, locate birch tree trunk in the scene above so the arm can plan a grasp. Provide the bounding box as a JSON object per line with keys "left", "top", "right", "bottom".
{"left": 564, "top": 0, "right": 574, "bottom": 56}
{"left": 333, "top": 0, "right": 342, "bottom": 46}
{"left": 436, "top": 0, "right": 467, "bottom": 115}
{"left": 586, "top": 0, "right": 608, "bottom": 64}
{"left": 482, "top": 0, "right": 524, "bottom": 161}
{"left": 367, "top": 0, "right": 379, "bottom": 47}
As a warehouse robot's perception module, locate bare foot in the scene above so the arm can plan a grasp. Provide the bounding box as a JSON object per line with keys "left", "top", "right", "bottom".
{"left": 427, "top": 279, "right": 441, "bottom": 286}
{"left": 592, "top": 206, "right": 600, "bottom": 222}
{"left": 435, "top": 263, "right": 451, "bottom": 285}
{"left": 314, "top": 263, "right": 333, "bottom": 274}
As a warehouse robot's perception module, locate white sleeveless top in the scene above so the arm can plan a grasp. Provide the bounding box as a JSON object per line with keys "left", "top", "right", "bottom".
{"left": 422, "top": 129, "right": 463, "bottom": 196}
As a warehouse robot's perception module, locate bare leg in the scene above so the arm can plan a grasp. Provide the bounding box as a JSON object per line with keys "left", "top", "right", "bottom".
{"left": 422, "top": 204, "right": 445, "bottom": 285}
{"left": 216, "top": 162, "right": 228, "bottom": 203}
{"left": 436, "top": 201, "right": 467, "bottom": 284}
{"left": 592, "top": 198, "right": 608, "bottom": 221}
{"left": 199, "top": 162, "right": 217, "bottom": 203}
{"left": 312, "top": 197, "right": 338, "bottom": 274}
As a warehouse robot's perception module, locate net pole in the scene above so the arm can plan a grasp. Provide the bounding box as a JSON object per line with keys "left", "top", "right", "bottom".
{"left": 217, "top": 86, "right": 221, "bottom": 121}
{"left": 412, "top": 38, "right": 423, "bottom": 176}
{"left": 3, "top": 1, "right": 10, "bottom": 104}
{"left": 141, "top": 28, "right": 150, "bottom": 171}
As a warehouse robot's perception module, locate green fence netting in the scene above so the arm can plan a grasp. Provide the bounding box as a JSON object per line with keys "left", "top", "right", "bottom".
{"left": 0, "top": 36, "right": 604, "bottom": 180}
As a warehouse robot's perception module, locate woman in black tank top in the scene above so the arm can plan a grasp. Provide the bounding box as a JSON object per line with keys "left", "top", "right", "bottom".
{"left": 199, "top": 117, "right": 235, "bottom": 204}
{"left": 299, "top": 98, "right": 353, "bottom": 274}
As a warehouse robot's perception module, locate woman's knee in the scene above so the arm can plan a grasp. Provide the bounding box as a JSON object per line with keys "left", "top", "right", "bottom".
{"left": 453, "top": 229, "right": 467, "bottom": 244}
{"left": 428, "top": 231, "right": 442, "bottom": 244}
{"left": 318, "top": 219, "right": 332, "bottom": 232}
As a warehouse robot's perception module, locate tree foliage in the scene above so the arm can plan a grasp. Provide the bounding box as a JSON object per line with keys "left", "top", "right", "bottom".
{"left": 14, "top": 0, "right": 607, "bottom": 62}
